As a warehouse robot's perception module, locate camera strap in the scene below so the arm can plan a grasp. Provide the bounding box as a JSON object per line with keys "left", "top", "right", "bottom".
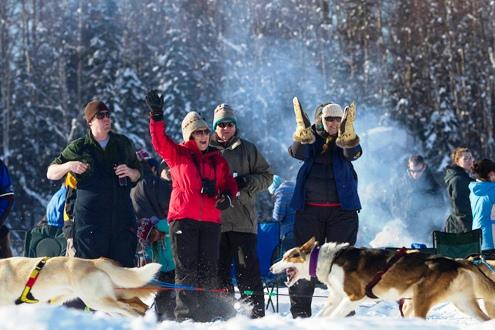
{"left": 191, "top": 153, "right": 216, "bottom": 181}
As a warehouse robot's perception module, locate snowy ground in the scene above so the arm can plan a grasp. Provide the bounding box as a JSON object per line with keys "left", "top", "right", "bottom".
{"left": 1, "top": 287, "right": 494, "bottom": 330}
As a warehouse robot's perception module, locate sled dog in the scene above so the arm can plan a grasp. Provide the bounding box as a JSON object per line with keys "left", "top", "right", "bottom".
{"left": 0, "top": 256, "right": 161, "bottom": 317}
{"left": 271, "top": 237, "right": 495, "bottom": 320}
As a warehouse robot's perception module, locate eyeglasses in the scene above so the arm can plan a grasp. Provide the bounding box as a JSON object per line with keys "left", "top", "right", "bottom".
{"left": 324, "top": 116, "right": 341, "bottom": 123}
{"left": 95, "top": 111, "right": 111, "bottom": 120}
{"left": 408, "top": 168, "right": 424, "bottom": 173}
{"left": 192, "top": 129, "right": 210, "bottom": 137}
{"left": 218, "top": 122, "right": 235, "bottom": 128}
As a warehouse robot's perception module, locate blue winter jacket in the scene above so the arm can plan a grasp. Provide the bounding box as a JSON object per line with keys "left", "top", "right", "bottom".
{"left": 272, "top": 181, "right": 296, "bottom": 237}
{"left": 0, "top": 160, "right": 14, "bottom": 226}
{"left": 469, "top": 181, "right": 495, "bottom": 250}
{"left": 290, "top": 135, "right": 362, "bottom": 211}
{"left": 46, "top": 185, "right": 66, "bottom": 228}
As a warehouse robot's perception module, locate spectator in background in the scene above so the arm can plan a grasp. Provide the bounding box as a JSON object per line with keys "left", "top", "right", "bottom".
{"left": 0, "top": 159, "right": 14, "bottom": 258}
{"left": 391, "top": 155, "right": 444, "bottom": 242}
{"left": 444, "top": 147, "right": 474, "bottom": 233}
{"left": 210, "top": 104, "right": 273, "bottom": 319}
{"left": 268, "top": 175, "right": 296, "bottom": 249}
{"left": 131, "top": 152, "right": 175, "bottom": 321}
{"left": 469, "top": 159, "right": 495, "bottom": 251}
{"left": 146, "top": 90, "right": 238, "bottom": 322}
{"left": 288, "top": 101, "right": 362, "bottom": 318}
{"left": 47, "top": 100, "right": 141, "bottom": 267}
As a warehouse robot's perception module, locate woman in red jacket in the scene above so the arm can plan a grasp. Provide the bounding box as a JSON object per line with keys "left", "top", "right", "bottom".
{"left": 146, "top": 90, "right": 237, "bottom": 322}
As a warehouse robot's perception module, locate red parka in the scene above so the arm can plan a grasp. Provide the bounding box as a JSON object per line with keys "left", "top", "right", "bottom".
{"left": 150, "top": 119, "right": 237, "bottom": 224}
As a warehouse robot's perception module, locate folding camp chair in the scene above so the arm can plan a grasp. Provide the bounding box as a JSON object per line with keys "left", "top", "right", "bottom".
{"left": 432, "top": 229, "right": 482, "bottom": 259}
{"left": 256, "top": 221, "right": 284, "bottom": 313}
{"left": 24, "top": 222, "right": 66, "bottom": 257}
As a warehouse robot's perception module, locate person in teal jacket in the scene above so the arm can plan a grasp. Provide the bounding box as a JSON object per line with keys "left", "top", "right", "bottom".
{"left": 131, "top": 156, "right": 175, "bottom": 320}
{"left": 469, "top": 158, "right": 495, "bottom": 251}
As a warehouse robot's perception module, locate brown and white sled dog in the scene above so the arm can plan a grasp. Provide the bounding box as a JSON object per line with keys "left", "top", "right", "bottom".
{"left": 0, "top": 256, "right": 161, "bottom": 317}
{"left": 271, "top": 237, "right": 495, "bottom": 320}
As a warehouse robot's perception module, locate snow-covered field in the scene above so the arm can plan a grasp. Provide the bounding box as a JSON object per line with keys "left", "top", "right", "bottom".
{"left": 1, "top": 287, "right": 494, "bottom": 330}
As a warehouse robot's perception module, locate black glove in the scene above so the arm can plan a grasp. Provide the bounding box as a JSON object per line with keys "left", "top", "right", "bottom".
{"left": 235, "top": 176, "right": 249, "bottom": 190}
{"left": 145, "top": 90, "right": 164, "bottom": 121}
{"left": 216, "top": 193, "right": 233, "bottom": 210}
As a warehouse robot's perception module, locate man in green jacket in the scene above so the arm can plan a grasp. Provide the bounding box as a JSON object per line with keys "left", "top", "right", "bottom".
{"left": 47, "top": 100, "right": 141, "bottom": 267}
{"left": 210, "top": 104, "right": 273, "bottom": 318}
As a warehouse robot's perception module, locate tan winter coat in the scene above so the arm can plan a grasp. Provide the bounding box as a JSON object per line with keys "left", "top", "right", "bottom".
{"left": 210, "top": 135, "right": 273, "bottom": 233}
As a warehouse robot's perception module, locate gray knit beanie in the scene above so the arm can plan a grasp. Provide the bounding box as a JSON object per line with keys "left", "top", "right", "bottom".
{"left": 181, "top": 111, "right": 210, "bottom": 141}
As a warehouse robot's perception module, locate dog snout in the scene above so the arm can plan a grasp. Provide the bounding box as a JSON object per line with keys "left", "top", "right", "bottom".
{"left": 270, "top": 262, "right": 281, "bottom": 274}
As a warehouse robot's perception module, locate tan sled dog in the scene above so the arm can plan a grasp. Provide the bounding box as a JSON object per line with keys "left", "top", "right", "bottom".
{"left": 271, "top": 238, "right": 495, "bottom": 320}
{"left": 0, "top": 256, "right": 161, "bottom": 317}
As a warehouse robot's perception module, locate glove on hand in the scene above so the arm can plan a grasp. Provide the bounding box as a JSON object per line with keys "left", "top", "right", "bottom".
{"left": 235, "top": 176, "right": 249, "bottom": 191}
{"left": 292, "top": 97, "right": 315, "bottom": 144}
{"left": 216, "top": 193, "right": 233, "bottom": 210}
{"left": 145, "top": 90, "right": 164, "bottom": 121}
{"left": 336, "top": 101, "right": 360, "bottom": 148}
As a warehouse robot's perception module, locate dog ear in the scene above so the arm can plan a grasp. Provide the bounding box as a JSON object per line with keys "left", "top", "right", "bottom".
{"left": 300, "top": 236, "right": 317, "bottom": 254}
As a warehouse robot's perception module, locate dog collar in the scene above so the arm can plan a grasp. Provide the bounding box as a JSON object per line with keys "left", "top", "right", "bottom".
{"left": 309, "top": 246, "right": 320, "bottom": 278}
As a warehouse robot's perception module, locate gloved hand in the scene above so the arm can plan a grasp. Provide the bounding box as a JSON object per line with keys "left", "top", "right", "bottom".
{"left": 292, "top": 97, "right": 315, "bottom": 144}
{"left": 149, "top": 228, "right": 165, "bottom": 243}
{"left": 145, "top": 90, "right": 164, "bottom": 121}
{"left": 216, "top": 193, "right": 233, "bottom": 210}
{"left": 235, "top": 176, "right": 249, "bottom": 191}
{"left": 336, "top": 101, "right": 360, "bottom": 148}
{"left": 65, "top": 238, "right": 76, "bottom": 257}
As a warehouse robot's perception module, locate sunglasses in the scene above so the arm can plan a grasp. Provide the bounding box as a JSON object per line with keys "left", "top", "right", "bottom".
{"left": 95, "top": 111, "right": 111, "bottom": 120}
{"left": 192, "top": 129, "right": 211, "bottom": 137}
{"left": 324, "top": 116, "right": 341, "bottom": 123}
{"left": 217, "top": 122, "right": 235, "bottom": 128}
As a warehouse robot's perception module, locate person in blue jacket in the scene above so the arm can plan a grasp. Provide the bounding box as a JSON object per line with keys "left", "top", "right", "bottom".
{"left": 469, "top": 158, "right": 495, "bottom": 251}
{"left": 0, "top": 158, "right": 14, "bottom": 258}
{"left": 268, "top": 175, "right": 296, "bottom": 249}
{"left": 288, "top": 100, "right": 362, "bottom": 318}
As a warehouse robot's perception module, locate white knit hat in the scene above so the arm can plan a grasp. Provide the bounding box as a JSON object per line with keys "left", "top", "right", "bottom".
{"left": 181, "top": 111, "right": 209, "bottom": 141}
{"left": 321, "top": 103, "right": 344, "bottom": 118}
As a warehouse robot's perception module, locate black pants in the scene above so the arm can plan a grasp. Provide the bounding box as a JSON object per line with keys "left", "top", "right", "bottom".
{"left": 218, "top": 231, "right": 265, "bottom": 318}
{"left": 154, "top": 270, "right": 176, "bottom": 321}
{"left": 289, "top": 206, "right": 358, "bottom": 318}
{"left": 170, "top": 219, "right": 222, "bottom": 322}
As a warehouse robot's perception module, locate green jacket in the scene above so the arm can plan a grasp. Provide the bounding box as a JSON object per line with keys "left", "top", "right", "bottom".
{"left": 51, "top": 131, "right": 141, "bottom": 184}
{"left": 51, "top": 130, "right": 142, "bottom": 235}
{"left": 210, "top": 135, "right": 273, "bottom": 233}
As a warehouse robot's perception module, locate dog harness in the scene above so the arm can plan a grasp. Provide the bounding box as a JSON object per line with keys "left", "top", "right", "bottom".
{"left": 309, "top": 246, "right": 320, "bottom": 277}
{"left": 471, "top": 255, "right": 495, "bottom": 273}
{"left": 15, "top": 256, "right": 50, "bottom": 305}
{"left": 365, "top": 247, "right": 408, "bottom": 299}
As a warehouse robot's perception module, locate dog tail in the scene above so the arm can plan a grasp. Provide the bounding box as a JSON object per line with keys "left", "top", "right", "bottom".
{"left": 95, "top": 258, "right": 162, "bottom": 288}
